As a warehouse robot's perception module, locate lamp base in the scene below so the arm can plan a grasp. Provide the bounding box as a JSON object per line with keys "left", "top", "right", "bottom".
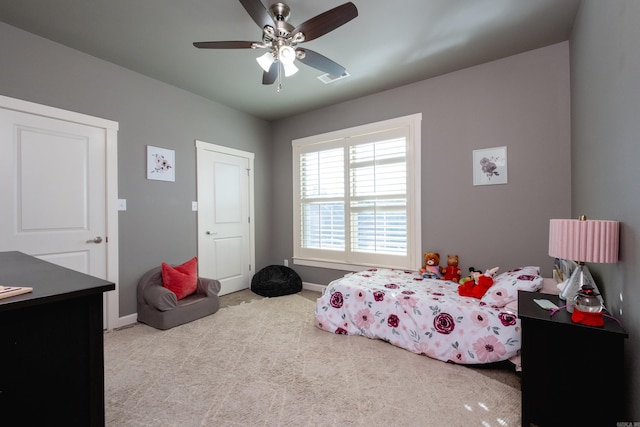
{"left": 559, "top": 264, "right": 604, "bottom": 313}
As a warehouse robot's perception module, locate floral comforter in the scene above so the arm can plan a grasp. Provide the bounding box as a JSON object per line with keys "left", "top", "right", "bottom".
{"left": 314, "top": 268, "right": 521, "bottom": 364}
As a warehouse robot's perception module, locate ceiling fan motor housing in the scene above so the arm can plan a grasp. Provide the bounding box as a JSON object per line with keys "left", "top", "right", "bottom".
{"left": 266, "top": 3, "right": 294, "bottom": 39}
{"left": 269, "top": 3, "right": 291, "bottom": 22}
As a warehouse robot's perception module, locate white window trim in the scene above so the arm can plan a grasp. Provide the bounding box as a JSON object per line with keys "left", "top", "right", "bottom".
{"left": 292, "top": 113, "right": 422, "bottom": 272}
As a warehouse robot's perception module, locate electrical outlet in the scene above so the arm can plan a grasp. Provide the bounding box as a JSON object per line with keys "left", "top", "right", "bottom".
{"left": 284, "top": 259, "right": 289, "bottom": 267}
{"left": 192, "top": 201, "right": 198, "bottom": 211}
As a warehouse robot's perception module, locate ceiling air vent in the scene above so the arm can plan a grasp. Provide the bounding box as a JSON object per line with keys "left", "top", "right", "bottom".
{"left": 318, "top": 71, "right": 350, "bottom": 84}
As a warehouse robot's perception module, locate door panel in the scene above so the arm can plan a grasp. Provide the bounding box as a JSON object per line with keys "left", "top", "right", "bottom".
{"left": 214, "top": 162, "right": 243, "bottom": 223}
{"left": 19, "top": 129, "right": 88, "bottom": 230}
{"left": 197, "top": 142, "right": 254, "bottom": 296}
{"left": 38, "top": 251, "right": 90, "bottom": 274}
{"left": 0, "top": 109, "right": 106, "bottom": 278}
{"left": 214, "top": 237, "right": 243, "bottom": 281}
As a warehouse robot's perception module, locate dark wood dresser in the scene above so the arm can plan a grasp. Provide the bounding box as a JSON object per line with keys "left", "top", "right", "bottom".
{"left": 0, "top": 251, "right": 115, "bottom": 426}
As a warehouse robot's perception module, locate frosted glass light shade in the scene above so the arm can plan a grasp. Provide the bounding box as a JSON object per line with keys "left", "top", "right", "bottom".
{"left": 277, "top": 46, "right": 298, "bottom": 77}
{"left": 282, "top": 61, "right": 298, "bottom": 77}
{"left": 256, "top": 52, "right": 275, "bottom": 72}
{"left": 278, "top": 45, "right": 296, "bottom": 65}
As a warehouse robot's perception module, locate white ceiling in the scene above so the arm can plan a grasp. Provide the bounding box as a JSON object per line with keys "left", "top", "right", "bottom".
{"left": 0, "top": 0, "right": 580, "bottom": 121}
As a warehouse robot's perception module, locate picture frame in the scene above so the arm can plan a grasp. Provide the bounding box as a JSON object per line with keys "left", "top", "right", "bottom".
{"left": 473, "top": 146, "right": 507, "bottom": 186}
{"left": 147, "top": 145, "right": 175, "bottom": 182}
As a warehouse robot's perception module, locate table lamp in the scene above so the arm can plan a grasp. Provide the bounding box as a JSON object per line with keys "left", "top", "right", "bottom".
{"left": 548, "top": 215, "right": 619, "bottom": 313}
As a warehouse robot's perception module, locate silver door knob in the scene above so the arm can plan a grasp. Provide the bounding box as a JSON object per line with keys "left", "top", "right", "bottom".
{"left": 87, "top": 236, "right": 103, "bottom": 244}
{"left": 205, "top": 231, "right": 217, "bottom": 235}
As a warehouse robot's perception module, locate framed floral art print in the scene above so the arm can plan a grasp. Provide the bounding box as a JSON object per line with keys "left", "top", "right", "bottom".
{"left": 147, "top": 145, "right": 175, "bottom": 182}
{"left": 473, "top": 146, "right": 507, "bottom": 186}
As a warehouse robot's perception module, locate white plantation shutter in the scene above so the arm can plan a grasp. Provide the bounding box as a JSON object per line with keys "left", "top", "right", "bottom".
{"left": 293, "top": 114, "right": 421, "bottom": 271}
{"left": 300, "top": 147, "right": 344, "bottom": 250}
{"left": 349, "top": 133, "right": 407, "bottom": 256}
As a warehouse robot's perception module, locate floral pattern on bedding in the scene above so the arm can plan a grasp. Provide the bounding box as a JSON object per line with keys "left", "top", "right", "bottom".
{"left": 314, "top": 268, "right": 521, "bottom": 364}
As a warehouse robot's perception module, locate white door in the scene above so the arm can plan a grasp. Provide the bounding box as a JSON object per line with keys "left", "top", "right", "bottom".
{"left": 196, "top": 141, "right": 254, "bottom": 296}
{"left": 0, "top": 96, "right": 119, "bottom": 329}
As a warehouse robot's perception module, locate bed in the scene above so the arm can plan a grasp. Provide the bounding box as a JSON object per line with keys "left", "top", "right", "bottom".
{"left": 314, "top": 267, "right": 546, "bottom": 365}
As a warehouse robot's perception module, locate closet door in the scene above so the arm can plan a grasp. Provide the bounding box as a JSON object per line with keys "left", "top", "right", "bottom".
{"left": 196, "top": 141, "right": 254, "bottom": 295}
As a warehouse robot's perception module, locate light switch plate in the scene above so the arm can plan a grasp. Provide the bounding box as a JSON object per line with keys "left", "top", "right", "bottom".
{"left": 118, "top": 199, "right": 127, "bottom": 211}
{"left": 192, "top": 201, "right": 198, "bottom": 211}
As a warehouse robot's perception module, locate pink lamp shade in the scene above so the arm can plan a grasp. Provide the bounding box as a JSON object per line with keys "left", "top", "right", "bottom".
{"left": 548, "top": 218, "right": 619, "bottom": 263}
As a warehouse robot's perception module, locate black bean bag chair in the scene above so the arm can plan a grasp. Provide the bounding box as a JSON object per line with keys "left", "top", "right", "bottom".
{"left": 251, "top": 265, "right": 302, "bottom": 297}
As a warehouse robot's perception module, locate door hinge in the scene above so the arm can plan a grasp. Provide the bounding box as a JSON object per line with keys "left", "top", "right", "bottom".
{"left": 106, "top": 236, "right": 109, "bottom": 243}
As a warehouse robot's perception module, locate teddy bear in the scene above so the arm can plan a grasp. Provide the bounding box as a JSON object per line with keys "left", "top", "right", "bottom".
{"left": 420, "top": 252, "right": 442, "bottom": 279}
{"left": 440, "top": 254, "right": 461, "bottom": 283}
{"left": 458, "top": 267, "right": 499, "bottom": 299}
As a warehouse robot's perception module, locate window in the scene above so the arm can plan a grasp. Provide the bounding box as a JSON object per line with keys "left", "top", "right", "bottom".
{"left": 292, "top": 114, "right": 421, "bottom": 271}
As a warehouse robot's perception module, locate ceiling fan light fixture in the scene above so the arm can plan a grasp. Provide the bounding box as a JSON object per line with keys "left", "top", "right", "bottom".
{"left": 282, "top": 61, "right": 298, "bottom": 77}
{"left": 278, "top": 45, "right": 298, "bottom": 76}
{"left": 278, "top": 45, "right": 296, "bottom": 65}
{"left": 256, "top": 51, "right": 275, "bottom": 72}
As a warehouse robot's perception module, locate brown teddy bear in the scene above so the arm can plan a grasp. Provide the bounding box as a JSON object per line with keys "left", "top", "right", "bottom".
{"left": 420, "top": 252, "right": 442, "bottom": 279}
{"left": 440, "top": 254, "right": 461, "bottom": 283}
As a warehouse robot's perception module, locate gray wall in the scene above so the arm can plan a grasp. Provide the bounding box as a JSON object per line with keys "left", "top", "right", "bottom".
{"left": 271, "top": 42, "right": 572, "bottom": 286}
{"left": 0, "top": 22, "right": 272, "bottom": 316}
{"left": 571, "top": 0, "right": 640, "bottom": 419}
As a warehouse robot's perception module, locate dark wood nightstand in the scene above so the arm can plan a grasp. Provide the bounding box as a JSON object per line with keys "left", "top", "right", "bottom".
{"left": 518, "top": 290, "right": 628, "bottom": 427}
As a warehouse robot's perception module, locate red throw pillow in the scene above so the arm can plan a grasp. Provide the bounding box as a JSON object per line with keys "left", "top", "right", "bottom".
{"left": 161, "top": 257, "right": 198, "bottom": 300}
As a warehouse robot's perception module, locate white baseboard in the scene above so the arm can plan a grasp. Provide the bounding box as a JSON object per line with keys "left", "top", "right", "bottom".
{"left": 302, "top": 282, "right": 326, "bottom": 293}
{"left": 113, "top": 313, "right": 138, "bottom": 330}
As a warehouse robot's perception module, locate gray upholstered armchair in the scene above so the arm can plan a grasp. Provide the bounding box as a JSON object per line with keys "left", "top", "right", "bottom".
{"left": 136, "top": 266, "right": 221, "bottom": 330}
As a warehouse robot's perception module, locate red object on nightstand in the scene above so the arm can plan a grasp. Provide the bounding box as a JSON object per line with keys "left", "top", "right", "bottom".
{"left": 571, "top": 286, "right": 604, "bottom": 327}
{"left": 571, "top": 308, "right": 604, "bottom": 326}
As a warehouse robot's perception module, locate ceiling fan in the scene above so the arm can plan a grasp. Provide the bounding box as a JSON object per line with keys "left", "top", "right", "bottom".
{"left": 193, "top": 0, "right": 358, "bottom": 91}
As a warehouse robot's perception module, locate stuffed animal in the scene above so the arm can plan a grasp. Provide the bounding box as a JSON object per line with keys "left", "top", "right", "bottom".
{"left": 420, "top": 252, "right": 442, "bottom": 279}
{"left": 458, "top": 267, "right": 499, "bottom": 299}
{"left": 459, "top": 266, "right": 482, "bottom": 285}
{"left": 440, "top": 254, "right": 461, "bottom": 283}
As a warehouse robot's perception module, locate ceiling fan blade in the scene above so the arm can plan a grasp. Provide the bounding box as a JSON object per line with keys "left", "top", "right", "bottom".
{"left": 291, "top": 2, "right": 358, "bottom": 43}
{"left": 239, "top": 0, "right": 275, "bottom": 29}
{"left": 297, "top": 49, "right": 346, "bottom": 77}
{"left": 262, "top": 63, "right": 277, "bottom": 85}
{"left": 193, "top": 41, "right": 256, "bottom": 49}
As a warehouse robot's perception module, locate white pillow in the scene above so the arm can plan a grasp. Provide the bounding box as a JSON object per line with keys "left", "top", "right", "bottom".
{"left": 480, "top": 266, "right": 543, "bottom": 307}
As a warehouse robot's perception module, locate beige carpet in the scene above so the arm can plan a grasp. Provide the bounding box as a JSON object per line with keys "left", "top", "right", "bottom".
{"left": 104, "top": 293, "right": 521, "bottom": 426}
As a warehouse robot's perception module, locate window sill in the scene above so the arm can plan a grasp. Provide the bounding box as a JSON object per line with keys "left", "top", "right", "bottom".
{"left": 293, "top": 257, "right": 402, "bottom": 273}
